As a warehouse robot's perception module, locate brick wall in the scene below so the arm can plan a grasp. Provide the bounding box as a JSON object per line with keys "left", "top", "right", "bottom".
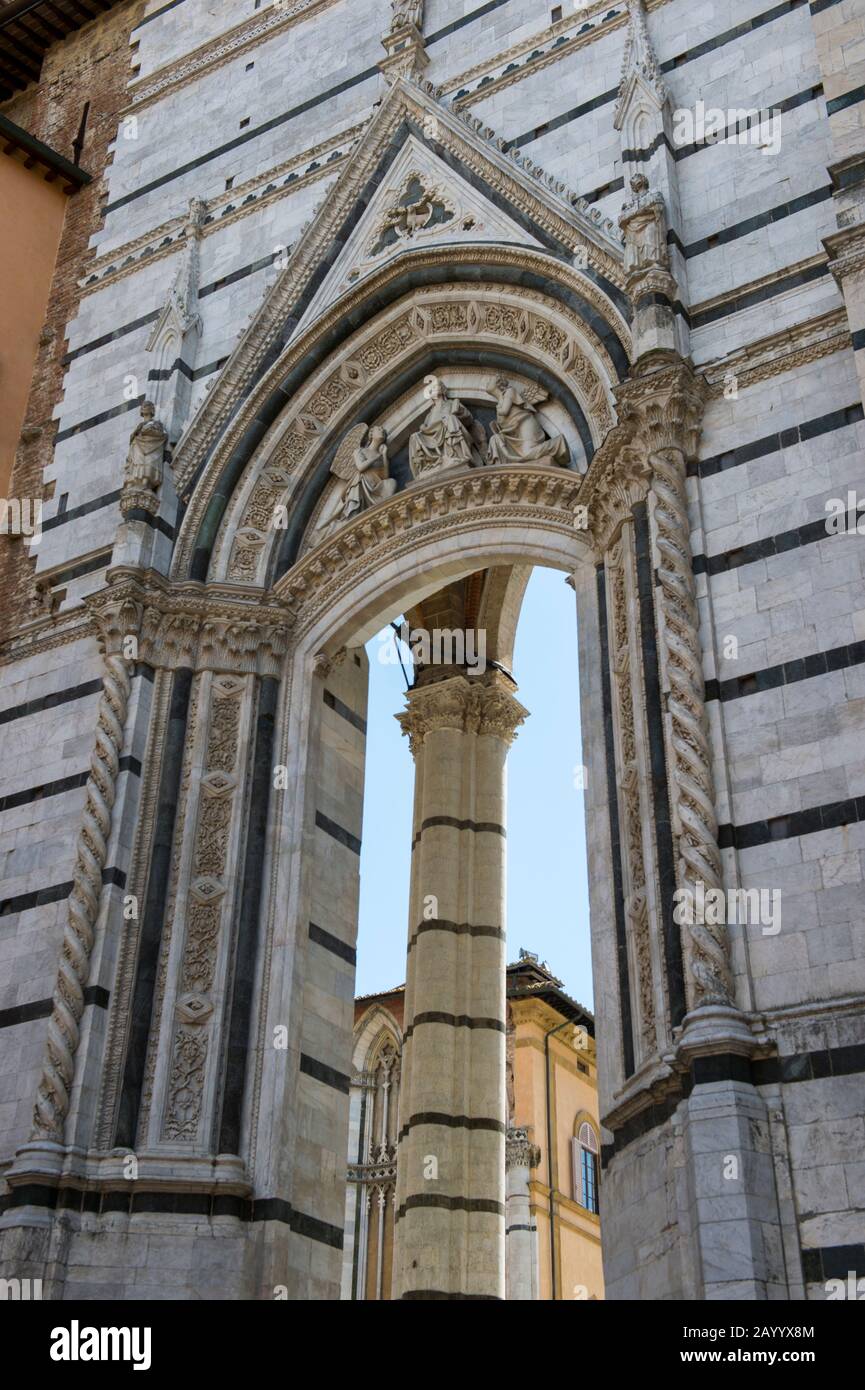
{"left": 0, "top": 0, "right": 140, "bottom": 643}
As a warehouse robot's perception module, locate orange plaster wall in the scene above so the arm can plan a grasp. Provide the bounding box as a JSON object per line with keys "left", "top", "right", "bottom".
{"left": 0, "top": 156, "right": 66, "bottom": 497}
{"left": 512, "top": 1011, "right": 605, "bottom": 1301}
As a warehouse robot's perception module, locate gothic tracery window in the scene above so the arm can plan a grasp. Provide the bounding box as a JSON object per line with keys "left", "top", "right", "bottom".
{"left": 348, "top": 1027, "right": 401, "bottom": 1299}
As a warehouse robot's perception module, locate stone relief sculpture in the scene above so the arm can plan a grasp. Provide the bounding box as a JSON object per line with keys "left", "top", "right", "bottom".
{"left": 486, "top": 376, "right": 570, "bottom": 467}
{"left": 316, "top": 423, "right": 397, "bottom": 533}
{"left": 408, "top": 374, "right": 486, "bottom": 477}
{"left": 390, "top": 0, "right": 423, "bottom": 30}
{"left": 124, "top": 400, "right": 167, "bottom": 493}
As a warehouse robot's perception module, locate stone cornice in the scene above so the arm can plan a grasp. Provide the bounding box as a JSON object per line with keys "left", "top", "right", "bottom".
{"left": 445, "top": 0, "right": 669, "bottom": 115}
{"left": 125, "top": 0, "right": 344, "bottom": 113}
{"left": 702, "top": 308, "right": 850, "bottom": 394}
{"left": 85, "top": 567, "right": 293, "bottom": 676}
{"left": 80, "top": 125, "right": 363, "bottom": 298}
{"left": 824, "top": 220, "right": 865, "bottom": 283}
{"left": 689, "top": 253, "right": 828, "bottom": 323}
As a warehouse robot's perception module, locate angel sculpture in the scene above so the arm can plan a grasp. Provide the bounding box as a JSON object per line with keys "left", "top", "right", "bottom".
{"left": 315, "top": 423, "right": 397, "bottom": 535}
{"left": 408, "top": 375, "right": 486, "bottom": 478}
{"left": 486, "top": 376, "right": 570, "bottom": 467}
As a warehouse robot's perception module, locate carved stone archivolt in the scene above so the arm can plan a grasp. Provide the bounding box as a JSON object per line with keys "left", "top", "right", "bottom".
{"left": 195, "top": 278, "right": 620, "bottom": 586}
{"left": 277, "top": 464, "right": 586, "bottom": 637}
{"left": 170, "top": 75, "right": 627, "bottom": 501}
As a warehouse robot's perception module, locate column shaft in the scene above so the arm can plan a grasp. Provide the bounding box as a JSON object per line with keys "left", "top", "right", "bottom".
{"left": 392, "top": 674, "right": 526, "bottom": 1299}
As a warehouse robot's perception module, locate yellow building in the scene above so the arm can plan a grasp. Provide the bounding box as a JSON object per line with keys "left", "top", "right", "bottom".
{"left": 342, "top": 954, "right": 604, "bottom": 1301}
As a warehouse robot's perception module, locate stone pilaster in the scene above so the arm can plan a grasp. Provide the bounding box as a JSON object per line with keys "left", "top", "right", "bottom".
{"left": 616, "top": 356, "right": 737, "bottom": 1021}
{"left": 392, "top": 671, "right": 527, "bottom": 1300}
{"left": 28, "top": 611, "right": 135, "bottom": 1148}
{"left": 378, "top": 1, "right": 427, "bottom": 82}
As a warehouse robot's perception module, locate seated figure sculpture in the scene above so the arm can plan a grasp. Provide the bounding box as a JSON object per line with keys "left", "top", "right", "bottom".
{"left": 408, "top": 374, "right": 486, "bottom": 478}
{"left": 316, "top": 423, "right": 396, "bottom": 534}
{"left": 486, "top": 376, "right": 570, "bottom": 467}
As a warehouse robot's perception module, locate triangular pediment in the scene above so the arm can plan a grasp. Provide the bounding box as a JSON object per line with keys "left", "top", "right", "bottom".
{"left": 296, "top": 133, "right": 546, "bottom": 334}
{"left": 174, "top": 76, "right": 625, "bottom": 491}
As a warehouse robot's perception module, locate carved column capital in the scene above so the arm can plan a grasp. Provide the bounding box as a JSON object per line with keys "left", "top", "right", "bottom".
{"left": 396, "top": 671, "right": 527, "bottom": 755}
{"left": 583, "top": 429, "right": 653, "bottom": 551}
{"left": 615, "top": 353, "right": 708, "bottom": 459}
{"left": 506, "top": 1125, "right": 541, "bottom": 1172}
{"left": 85, "top": 570, "right": 293, "bottom": 677}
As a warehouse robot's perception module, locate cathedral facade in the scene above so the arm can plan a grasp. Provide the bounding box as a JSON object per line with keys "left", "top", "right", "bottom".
{"left": 0, "top": 0, "right": 863, "bottom": 1301}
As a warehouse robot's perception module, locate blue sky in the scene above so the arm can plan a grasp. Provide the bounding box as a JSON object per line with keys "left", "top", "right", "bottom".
{"left": 355, "top": 565, "right": 593, "bottom": 1007}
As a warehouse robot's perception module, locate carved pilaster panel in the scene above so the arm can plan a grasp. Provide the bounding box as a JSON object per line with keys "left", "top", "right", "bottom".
{"left": 159, "top": 673, "right": 250, "bottom": 1145}
{"left": 615, "top": 357, "right": 734, "bottom": 1011}
{"left": 605, "top": 531, "right": 657, "bottom": 1059}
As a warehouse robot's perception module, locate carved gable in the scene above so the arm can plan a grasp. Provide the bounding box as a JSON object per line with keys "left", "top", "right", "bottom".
{"left": 296, "top": 134, "right": 545, "bottom": 333}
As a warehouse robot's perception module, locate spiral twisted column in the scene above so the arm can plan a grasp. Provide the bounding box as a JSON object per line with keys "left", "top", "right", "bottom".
{"left": 617, "top": 356, "right": 734, "bottom": 1012}
{"left": 31, "top": 618, "right": 135, "bottom": 1143}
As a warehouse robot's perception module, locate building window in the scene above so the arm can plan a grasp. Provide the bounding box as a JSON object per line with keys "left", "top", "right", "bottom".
{"left": 572, "top": 1120, "right": 599, "bottom": 1214}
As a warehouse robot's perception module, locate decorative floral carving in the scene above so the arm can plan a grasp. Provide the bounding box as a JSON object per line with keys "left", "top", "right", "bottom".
{"left": 164, "top": 1027, "right": 209, "bottom": 1141}
{"left": 397, "top": 672, "right": 527, "bottom": 754}
{"left": 162, "top": 675, "right": 246, "bottom": 1142}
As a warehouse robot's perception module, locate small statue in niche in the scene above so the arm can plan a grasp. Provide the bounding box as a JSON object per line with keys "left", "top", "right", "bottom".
{"left": 486, "top": 376, "right": 570, "bottom": 467}
{"left": 390, "top": 0, "right": 423, "bottom": 30}
{"left": 619, "top": 171, "right": 670, "bottom": 278}
{"left": 408, "top": 375, "right": 486, "bottom": 478}
{"left": 315, "top": 423, "right": 396, "bottom": 534}
{"left": 124, "top": 400, "right": 167, "bottom": 493}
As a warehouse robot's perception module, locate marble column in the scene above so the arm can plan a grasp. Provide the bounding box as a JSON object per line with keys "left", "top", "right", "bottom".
{"left": 505, "top": 1126, "right": 540, "bottom": 1300}
{"left": 392, "top": 671, "right": 527, "bottom": 1300}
